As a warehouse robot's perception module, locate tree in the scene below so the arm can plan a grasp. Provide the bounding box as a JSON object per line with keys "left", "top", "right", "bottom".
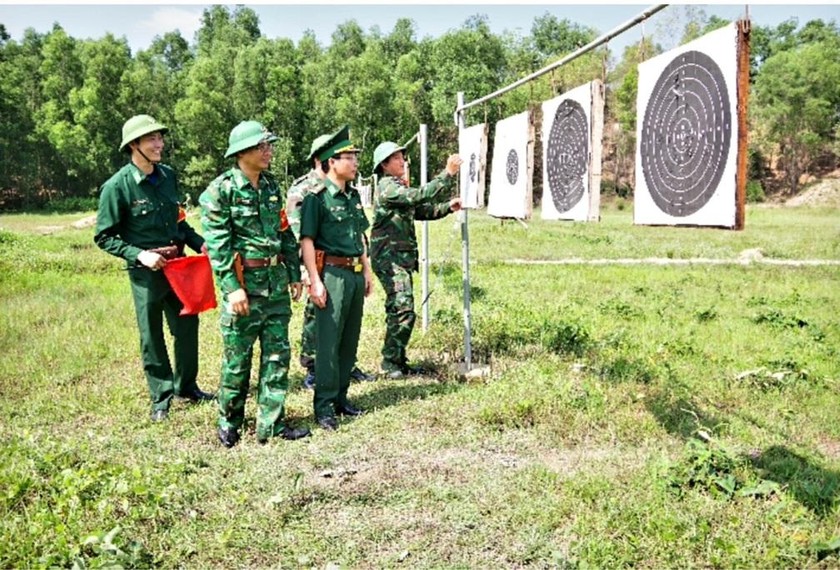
{"left": 752, "top": 38, "right": 840, "bottom": 193}
{"left": 70, "top": 34, "right": 133, "bottom": 192}
{"left": 34, "top": 25, "right": 84, "bottom": 197}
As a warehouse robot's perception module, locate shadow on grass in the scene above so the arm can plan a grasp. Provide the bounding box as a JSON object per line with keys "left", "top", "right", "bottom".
{"left": 645, "top": 391, "right": 725, "bottom": 441}
{"left": 353, "top": 377, "right": 463, "bottom": 412}
{"left": 749, "top": 445, "right": 840, "bottom": 517}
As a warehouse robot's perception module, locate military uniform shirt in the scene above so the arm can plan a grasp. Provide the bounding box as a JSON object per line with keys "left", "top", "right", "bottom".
{"left": 94, "top": 162, "right": 203, "bottom": 267}
{"left": 299, "top": 178, "right": 369, "bottom": 257}
{"left": 286, "top": 169, "right": 322, "bottom": 240}
{"left": 370, "top": 171, "right": 455, "bottom": 270}
{"left": 199, "top": 167, "right": 301, "bottom": 298}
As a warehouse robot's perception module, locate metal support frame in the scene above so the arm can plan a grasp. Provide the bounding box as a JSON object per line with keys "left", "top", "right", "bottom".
{"left": 454, "top": 5, "right": 668, "bottom": 370}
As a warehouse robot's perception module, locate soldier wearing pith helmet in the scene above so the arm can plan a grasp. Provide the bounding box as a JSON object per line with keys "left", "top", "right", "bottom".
{"left": 298, "top": 125, "right": 372, "bottom": 430}
{"left": 369, "top": 140, "right": 462, "bottom": 378}
{"left": 200, "top": 120, "right": 309, "bottom": 448}
{"left": 287, "top": 133, "right": 375, "bottom": 390}
{"left": 94, "top": 114, "right": 214, "bottom": 423}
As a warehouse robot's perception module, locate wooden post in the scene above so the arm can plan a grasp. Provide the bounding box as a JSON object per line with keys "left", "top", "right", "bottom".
{"left": 735, "top": 18, "right": 751, "bottom": 231}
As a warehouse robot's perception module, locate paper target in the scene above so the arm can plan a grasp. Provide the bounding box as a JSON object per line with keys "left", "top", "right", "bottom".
{"left": 540, "top": 80, "right": 604, "bottom": 221}
{"left": 634, "top": 23, "right": 739, "bottom": 227}
{"left": 458, "top": 123, "right": 487, "bottom": 209}
{"left": 506, "top": 149, "right": 519, "bottom": 185}
{"left": 487, "top": 110, "right": 533, "bottom": 219}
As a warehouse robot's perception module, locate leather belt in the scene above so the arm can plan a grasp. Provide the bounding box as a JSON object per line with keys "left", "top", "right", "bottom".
{"left": 149, "top": 245, "right": 181, "bottom": 260}
{"left": 324, "top": 254, "right": 363, "bottom": 273}
{"left": 242, "top": 255, "right": 285, "bottom": 268}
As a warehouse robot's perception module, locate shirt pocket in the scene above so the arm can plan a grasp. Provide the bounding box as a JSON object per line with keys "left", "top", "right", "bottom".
{"left": 129, "top": 199, "right": 158, "bottom": 231}
{"left": 231, "top": 201, "right": 260, "bottom": 232}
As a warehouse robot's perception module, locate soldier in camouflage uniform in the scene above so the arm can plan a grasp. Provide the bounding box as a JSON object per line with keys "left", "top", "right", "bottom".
{"left": 287, "top": 134, "right": 374, "bottom": 389}
{"left": 199, "top": 121, "right": 310, "bottom": 448}
{"left": 370, "top": 141, "right": 462, "bottom": 379}
{"left": 95, "top": 114, "right": 214, "bottom": 423}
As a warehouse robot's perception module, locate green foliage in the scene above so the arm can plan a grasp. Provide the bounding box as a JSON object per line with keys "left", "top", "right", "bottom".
{"left": 1, "top": 10, "right": 839, "bottom": 205}
{"left": 666, "top": 429, "right": 779, "bottom": 501}
{"left": 746, "top": 179, "right": 766, "bottom": 203}
{"left": 752, "top": 23, "right": 840, "bottom": 193}
{"left": 43, "top": 196, "right": 99, "bottom": 213}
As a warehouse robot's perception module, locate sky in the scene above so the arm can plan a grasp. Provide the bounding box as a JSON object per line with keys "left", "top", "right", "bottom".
{"left": 2, "top": 2, "right": 839, "bottom": 57}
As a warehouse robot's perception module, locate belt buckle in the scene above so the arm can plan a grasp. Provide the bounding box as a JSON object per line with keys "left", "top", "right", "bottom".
{"left": 353, "top": 258, "right": 363, "bottom": 273}
{"left": 270, "top": 256, "right": 279, "bottom": 267}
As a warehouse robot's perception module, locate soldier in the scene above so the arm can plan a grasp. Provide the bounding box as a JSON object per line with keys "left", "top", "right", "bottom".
{"left": 94, "top": 114, "right": 214, "bottom": 422}
{"left": 287, "top": 134, "right": 375, "bottom": 390}
{"left": 369, "top": 141, "right": 462, "bottom": 379}
{"left": 299, "top": 125, "right": 371, "bottom": 430}
{"left": 199, "top": 120, "right": 310, "bottom": 447}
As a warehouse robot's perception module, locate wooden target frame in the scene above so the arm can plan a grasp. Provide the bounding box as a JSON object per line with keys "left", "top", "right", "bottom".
{"left": 634, "top": 21, "right": 749, "bottom": 229}
{"left": 540, "top": 80, "right": 604, "bottom": 221}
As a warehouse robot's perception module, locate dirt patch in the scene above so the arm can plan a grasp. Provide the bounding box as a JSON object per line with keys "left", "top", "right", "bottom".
{"left": 784, "top": 177, "right": 840, "bottom": 207}
{"left": 34, "top": 225, "right": 65, "bottom": 235}
{"left": 72, "top": 215, "right": 97, "bottom": 229}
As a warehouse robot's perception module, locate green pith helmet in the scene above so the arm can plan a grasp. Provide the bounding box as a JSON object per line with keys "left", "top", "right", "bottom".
{"left": 306, "top": 134, "right": 332, "bottom": 162}
{"left": 225, "top": 120, "right": 279, "bottom": 158}
{"left": 120, "top": 114, "right": 168, "bottom": 152}
{"left": 373, "top": 141, "right": 406, "bottom": 172}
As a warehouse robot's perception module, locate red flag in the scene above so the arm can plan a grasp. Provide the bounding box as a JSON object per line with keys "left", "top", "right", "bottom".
{"left": 280, "top": 208, "right": 290, "bottom": 231}
{"left": 162, "top": 255, "right": 218, "bottom": 316}
{"left": 177, "top": 206, "right": 187, "bottom": 223}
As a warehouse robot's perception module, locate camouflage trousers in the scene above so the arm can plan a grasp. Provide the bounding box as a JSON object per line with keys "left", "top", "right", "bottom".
{"left": 372, "top": 261, "right": 416, "bottom": 372}
{"left": 217, "top": 295, "right": 292, "bottom": 440}
{"left": 298, "top": 297, "right": 317, "bottom": 371}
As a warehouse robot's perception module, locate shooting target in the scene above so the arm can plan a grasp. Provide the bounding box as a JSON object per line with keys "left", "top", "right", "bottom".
{"left": 635, "top": 23, "right": 740, "bottom": 227}
{"left": 506, "top": 149, "right": 519, "bottom": 185}
{"left": 458, "top": 122, "right": 487, "bottom": 209}
{"left": 488, "top": 110, "right": 534, "bottom": 220}
{"left": 541, "top": 80, "right": 604, "bottom": 221}
{"left": 640, "top": 50, "right": 730, "bottom": 216}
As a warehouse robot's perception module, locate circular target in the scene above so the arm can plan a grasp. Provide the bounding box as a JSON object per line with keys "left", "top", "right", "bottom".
{"left": 640, "top": 50, "right": 731, "bottom": 217}
{"left": 506, "top": 149, "right": 519, "bottom": 185}
{"left": 545, "top": 99, "right": 589, "bottom": 213}
{"left": 469, "top": 152, "right": 477, "bottom": 183}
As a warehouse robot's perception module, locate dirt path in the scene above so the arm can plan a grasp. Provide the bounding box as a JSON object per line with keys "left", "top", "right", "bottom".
{"left": 504, "top": 256, "right": 840, "bottom": 267}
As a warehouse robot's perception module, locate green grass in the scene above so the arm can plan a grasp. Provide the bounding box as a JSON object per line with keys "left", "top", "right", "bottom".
{"left": 1, "top": 204, "right": 839, "bottom": 568}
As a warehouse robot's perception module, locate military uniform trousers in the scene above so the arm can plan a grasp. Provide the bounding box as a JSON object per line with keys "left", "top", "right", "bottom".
{"left": 128, "top": 267, "right": 200, "bottom": 412}
{"left": 314, "top": 265, "right": 365, "bottom": 419}
{"left": 373, "top": 261, "right": 416, "bottom": 372}
{"left": 298, "top": 297, "right": 318, "bottom": 371}
{"left": 218, "top": 295, "right": 293, "bottom": 440}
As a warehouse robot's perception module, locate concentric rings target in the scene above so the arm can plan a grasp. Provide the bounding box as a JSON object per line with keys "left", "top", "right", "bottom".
{"left": 640, "top": 50, "right": 731, "bottom": 217}
{"left": 505, "top": 149, "right": 519, "bottom": 185}
{"left": 545, "top": 99, "right": 588, "bottom": 213}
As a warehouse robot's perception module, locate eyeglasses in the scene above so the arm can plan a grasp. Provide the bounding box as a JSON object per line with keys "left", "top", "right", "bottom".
{"left": 256, "top": 142, "right": 275, "bottom": 153}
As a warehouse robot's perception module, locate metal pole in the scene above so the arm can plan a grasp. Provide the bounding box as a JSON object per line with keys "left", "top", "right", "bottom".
{"left": 454, "top": 4, "right": 668, "bottom": 115}
{"left": 420, "top": 124, "right": 430, "bottom": 330}
{"left": 457, "top": 92, "right": 472, "bottom": 370}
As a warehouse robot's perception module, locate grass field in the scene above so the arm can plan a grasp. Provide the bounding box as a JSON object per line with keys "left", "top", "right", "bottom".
{"left": 1, "top": 204, "right": 839, "bottom": 568}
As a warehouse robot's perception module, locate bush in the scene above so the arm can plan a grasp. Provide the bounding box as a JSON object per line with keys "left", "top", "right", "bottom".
{"left": 746, "top": 180, "right": 766, "bottom": 203}
{"left": 45, "top": 197, "right": 99, "bottom": 213}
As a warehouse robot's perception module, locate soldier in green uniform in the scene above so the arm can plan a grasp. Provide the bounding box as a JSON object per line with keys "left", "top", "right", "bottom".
{"left": 370, "top": 141, "right": 462, "bottom": 379}
{"left": 287, "top": 134, "right": 374, "bottom": 390}
{"left": 299, "top": 125, "right": 371, "bottom": 430}
{"left": 94, "top": 114, "right": 214, "bottom": 422}
{"left": 199, "top": 120, "right": 310, "bottom": 447}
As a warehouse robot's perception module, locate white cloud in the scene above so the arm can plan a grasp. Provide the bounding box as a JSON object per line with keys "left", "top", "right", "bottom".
{"left": 135, "top": 7, "right": 204, "bottom": 45}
